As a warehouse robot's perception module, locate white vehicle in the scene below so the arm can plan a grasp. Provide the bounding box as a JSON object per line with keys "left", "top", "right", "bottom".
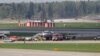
{"left": 41, "top": 30, "right": 54, "bottom": 36}
{"left": 0, "top": 34, "right": 8, "bottom": 40}
{"left": 3, "top": 38, "right": 14, "bottom": 42}
{"left": 25, "top": 37, "right": 32, "bottom": 41}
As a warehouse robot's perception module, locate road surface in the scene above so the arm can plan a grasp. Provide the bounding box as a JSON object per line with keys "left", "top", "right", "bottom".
{"left": 13, "top": 40, "right": 100, "bottom": 43}
{"left": 1, "top": 40, "right": 100, "bottom": 43}
{"left": 0, "top": 29, "right": 100, "bottom": 33}
{"left": 0, "top": 49, "right": 100, "bottom": 56}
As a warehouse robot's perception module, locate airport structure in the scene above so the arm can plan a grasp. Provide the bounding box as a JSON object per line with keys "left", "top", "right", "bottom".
{"left": 18, "top": 20, "right": 55, "bottom": 28}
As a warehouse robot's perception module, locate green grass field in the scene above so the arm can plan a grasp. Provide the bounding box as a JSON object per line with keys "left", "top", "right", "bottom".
{"left": 0, "top": 23, "right": 100, "bottom": 29}
{"left": 0, "top": 43, "right": 100, "bottom": 52}
{"left": 0, "top": 23, "right": 19, "bottom": 29}
{"left": 55, "top": 23, "right": 100, "bottom": 29}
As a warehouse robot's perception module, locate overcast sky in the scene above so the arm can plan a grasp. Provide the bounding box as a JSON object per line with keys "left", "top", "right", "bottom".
{"left": 0, "top": 0, "right": 96, "bottom": 3}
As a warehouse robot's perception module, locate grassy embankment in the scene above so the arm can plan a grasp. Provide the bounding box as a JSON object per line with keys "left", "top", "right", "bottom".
{"left": 55, "top": 23, "right": 100, "bottom": 29}
{"left": 0, "top": 43, "right": 100, "bottom": 52}
{"left": 0, "top": 23, "right": 100, "bottom": 29}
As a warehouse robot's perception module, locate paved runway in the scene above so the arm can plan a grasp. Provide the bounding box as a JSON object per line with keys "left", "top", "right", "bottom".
{"left": 1, "top": 40, "right": 100, "bottom": 43}
{"left": 1, "top": 41, "right": 100, "bottom": 56}
{"left": 0, "top": 49, "right": 100, "bottom": 56}
{"left": 12, "top": 40, "right": 100, "bottom": 43}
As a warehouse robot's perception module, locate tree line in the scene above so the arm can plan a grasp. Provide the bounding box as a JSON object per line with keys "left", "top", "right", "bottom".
{"left": 0, "top": 1, "right": 100, "bottom": 20}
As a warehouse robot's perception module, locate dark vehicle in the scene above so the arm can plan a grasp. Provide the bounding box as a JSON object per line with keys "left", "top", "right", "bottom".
{"left": 33, "top": 30, "right": 63, "bottom": 41}
{"left": 33, "top": 30, "right": 54, "bottom": 41}
{"left": 52, "top": 33, "right": 63, "bottom": 41}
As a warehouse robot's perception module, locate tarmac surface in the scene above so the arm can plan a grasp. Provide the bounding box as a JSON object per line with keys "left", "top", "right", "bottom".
{"left": 12, "top": 40, "right": 100, "bottom": 43}
{"left": 1, "top": 40, "right": 100, "bottom": 43}
{"left": 0, "top": 29, "right": 100, "bottom": 34}
{"left": 0, "top": 40, "right": 100, "bottom": 56}
{"left": 0, "top": 49, "right": 100, "bottom": 56}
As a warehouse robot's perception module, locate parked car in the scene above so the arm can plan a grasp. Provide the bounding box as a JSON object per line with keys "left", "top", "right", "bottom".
{"left": 33, "top": 33, "right": 46, "bottom": 41}
{"left": 17, "top": 37, "right": 25, "bottom": 41}
{"left": 3, "top": 38, "right": 15, "bottom": 42}
{"left": 52, "top": 33, "right": 63, "bottom": 41}
{"left": 33, "top": 30, "right": 64, "bottom": 41}
{"left": 25, "top": 37, "right": 32, "bottom": 41}
{"left": 9, "top": 36, "right": 17, "bottom": 41}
